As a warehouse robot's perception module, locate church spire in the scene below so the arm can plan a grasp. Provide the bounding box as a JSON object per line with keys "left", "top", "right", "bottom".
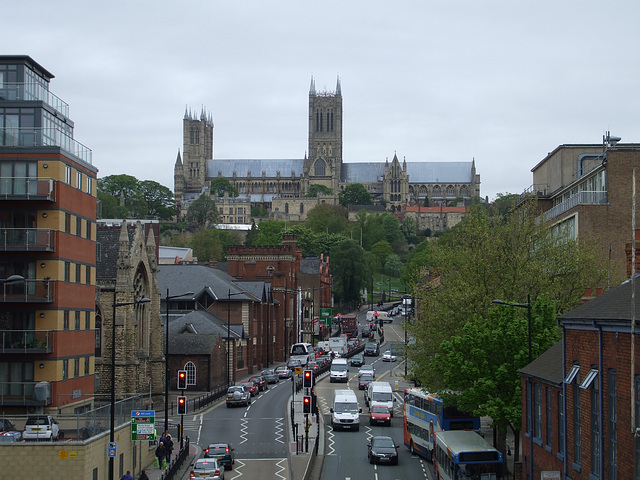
{"left": 310, "top": 76, "right": 316, "bottom": 95}
{"left": 175, "top": 149, "right": 182, "bottom": 166}
{"left": 336, "top": 75, "right": 341, "bottom": 95}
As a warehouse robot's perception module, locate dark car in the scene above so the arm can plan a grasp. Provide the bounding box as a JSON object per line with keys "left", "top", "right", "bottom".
{"left": 361, "top": 325, "right": 371, "bottom": 338}
{"left": 226, "top": 386, "right": 251, "bottom": 407}
{"left": 350, "top": 354, "right": 364, "bottom": 367}
{"left": 367, "top": 435, "right": 399, "bottom": 465}
{"left": 261, "top": 369, "right": 280, "bottom": 384}
{"left": 204, "top": 443, "right": 235, "bottom": 470}
{"left": 358, "top": 372, "right": 375, "bottom": 390}
{"left": 240, "top": 381, "right": 258, "bottom": 397}
{"left": 364, "top": 342, "right": 379, "bottom": 357}
{"left": 249, "top": 375, "right": 268, "bottom": 391}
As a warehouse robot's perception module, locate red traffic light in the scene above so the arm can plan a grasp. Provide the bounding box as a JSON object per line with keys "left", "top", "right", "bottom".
{"left": 177, "top": 395, "right": 187, "bottom": 415}
{"left": 303, "top": 395, "right": 311, "bottom": 414}
{"left": 303, "top": 369, "right": 313, "bottom": 387}
{"left": 178, "top": 370, "right": 187, "bottom": 390}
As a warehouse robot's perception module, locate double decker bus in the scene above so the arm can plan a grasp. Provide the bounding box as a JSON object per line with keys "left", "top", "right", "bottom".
{"left": 433, "top": 430, "right": 504, "bottom": 480}
{"left": 403, "top": 387, "right": 480, "bottom": 461}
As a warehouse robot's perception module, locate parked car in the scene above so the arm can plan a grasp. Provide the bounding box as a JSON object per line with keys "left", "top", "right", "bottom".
{"left": 204, "top": 443, "right": 235, "bottom": 470}
{"left": 190, "top": 458, "right": 225, "bottom": 479}
{"left": 382, "top": 350, "right": 397, "bottom": 362}
{"left": 0, "top": 419, "right": 21, "bottom": 440}
{"left": 364, "top": 342, "right": 379, "bottom": 356}
{"left": 249, "top": 375, "right": 268, "bottom": 391}
{"left": 261, "top": 369, "right": 280, "bottom": 384}
{"left": 367, "top": 435, "right": 399, "bottom": 465}
{"left": 369, "top": 404, "right": 392, "bottom": 426}
{"left": 358, "top": 372, "right": 375, "bottom": 390}
{"left": 358, "top": 364, "right": 375, "bottom": 378}
{"left": 0, "top": 431, "right": 22, "bottom": 443}
{"left": 226, "top": 386, "right": 251, "bottom": 407}
{"left": 350, "top": 354, "right": 364, "bottom": 367}
{"left": 22, "top": 415, "right": 59, "bottom": 441}
{"left": 274, "top": 365, "right": 292, "bottom": 379}
{"left": 240, "top": 381, "right": 259, "bottom": 397}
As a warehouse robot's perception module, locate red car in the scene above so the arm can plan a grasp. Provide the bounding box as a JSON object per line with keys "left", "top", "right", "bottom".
{"left": 240, "top": 381, "right": 259, "bottom": 396}
{"left": 369, "top": 404, "right": 391, "bottom": 426}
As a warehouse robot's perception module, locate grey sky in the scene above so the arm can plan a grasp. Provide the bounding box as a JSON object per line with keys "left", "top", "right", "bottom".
{"left": 4, "top": 1, "right": 639, "bottom": 201}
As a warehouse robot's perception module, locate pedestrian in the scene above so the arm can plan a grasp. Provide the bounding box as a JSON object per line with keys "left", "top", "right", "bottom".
{"left": 120, "top": 471, "right": 133, "bottom": 480}
{"left": 138, "top": 470, "right": 149, "bottom": 480}
{"left": 164, "top": 433, "right": 174, "bottom": 463}
{"left": 155, "top": 441, "right": 165, "bottom": 469}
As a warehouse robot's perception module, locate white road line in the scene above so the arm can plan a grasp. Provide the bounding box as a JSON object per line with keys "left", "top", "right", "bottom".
{"left": 274, "top": 417, "right": 284, "bottom": 444}
{"left": 239, "top": 418, "right": 249, "bottom": 444}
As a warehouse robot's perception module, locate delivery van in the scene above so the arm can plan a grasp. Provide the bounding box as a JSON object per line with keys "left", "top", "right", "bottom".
{"left": 330, "top": 357, "right": 348, "bottom": 383}
{"left": 330, "top": 389, "right": 361, "bottom": 431}
{"left": 365, "top": 381, "right": 395, "bottom": 416}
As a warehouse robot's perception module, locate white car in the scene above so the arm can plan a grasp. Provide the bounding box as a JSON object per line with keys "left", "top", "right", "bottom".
{"left": 382, "top": 350, "right": 396, "bottom": 362}
{"left": 22, "top": 415, "right": 59, "bottom": 441}
{"left": 190, "top": 458, "right": 225, "bottom": 479}
{"left": 358, "top": 364, "right": 375, "bottom": 378}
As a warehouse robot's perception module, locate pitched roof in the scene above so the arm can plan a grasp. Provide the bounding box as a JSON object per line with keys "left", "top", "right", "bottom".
{"left": 168, "top": 310, "right": 227, "bottom": 355}
{"left": 519, "top": 340, "right": 563, "bottom": 385}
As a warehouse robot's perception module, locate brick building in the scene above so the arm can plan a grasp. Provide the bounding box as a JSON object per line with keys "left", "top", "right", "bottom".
{"left": 521, "top": 278, "right": 640, "bottom": 479}
{"left": 0, "top": 55, "right": 98, "bottom": 414}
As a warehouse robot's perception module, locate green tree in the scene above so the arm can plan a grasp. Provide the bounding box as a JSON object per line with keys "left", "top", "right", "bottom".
{"left": 306, "top": 204, "right": 348, "bottom": 235}
{"left": 138, "top": 180, "right": 175, "bottom": 220}
{"left": 436, "top": 295, "right": 558, "bottom": 459}
{"left": 97, "top": 191, "right": 129, "bottom": 219}
{"left": 338, "top": 183, "right": 372, "bottom": 207}
{"left": 330, "top": 239, "right": 366, "bottom": 304}
{"left": 384, "top": 254, "right": 403, "bottom": 277}
{"left": 401, "top": 216, "right": 419, "bottom": 244}
{"left": 491, "top": 192, "right": 520, "bottom": 217}
{"left": 305, "top": 184, "right": 334, "bottom": 197}
{"left": 251, "top": 220, "right": 286, "bottom": 246}
{"left": 210, "top": 177, "right": 239, "bottom": 198}
{"left": 190, "top": 227, "right": 228, "bottom": 262}
{"left": 370, "top": 240, "right": 393, "bottom": 269}
{"left": 185, "top": 194, "right": 218, "bottom": 228}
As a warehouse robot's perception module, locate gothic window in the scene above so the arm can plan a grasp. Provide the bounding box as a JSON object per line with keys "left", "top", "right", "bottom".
{"left": 300, "top": 204, "right": 304, "bottom": 214}
{"left": 433, "top": 186, "right": 442, "bottom": 198}
{"left": 285, "top": 203, "right": 289, "bottom": 214}
{"left": 314, "top": 160, "right": 326, "bottom": 176}
{"left": 316, "top": 110, "right": 319, "bottom": 132}
{"left": 446, "top": 185, "right": 455, "bottom": 197}
{"left": 133, "top": 264, "right": 149, "bottom": 350}
{"left": 320, "top": 111, "right": 323, "bottom": 132}
{"left": 184, "top": 361, "right": 196, "bottom": 385}
{"left": 461, "top": 186, "right": 469, "bottom": 197}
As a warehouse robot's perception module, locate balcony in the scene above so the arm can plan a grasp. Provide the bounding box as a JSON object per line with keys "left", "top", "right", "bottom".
{"left": 0, "top": 381, "right": 37, "bottom": 406}
{"left": 543, "top": 191, "right": 608, "bottom": 222}
{"left": 0, "top": 177, "right": 55, "bottom": 201}
{"left": 0, "top": 82, "right": 70, "bottom": 118}
{"left": 0, "top": 329, "right": 53, "bottom": 354}
{"left": 0, "top": 279, "right": 55, "bottom": 303}
{"left": 0, "top": 228, "right": 54, "bottom": 251}
{"left": 0, "top": 126, "right": 92, "bottom": 165}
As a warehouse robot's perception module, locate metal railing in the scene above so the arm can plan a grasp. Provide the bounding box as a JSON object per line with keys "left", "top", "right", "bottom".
{"left": 543, "top": 190, "right": 608, "bottom": 221}
{"left": 0, "top": 329, "right": 53, "bottom": 353}
{"left": 0, "top": 127, "right": 92, "bottom": 165}
{"left": 0, "top": 228, "right": 54, "bottom": 250}
{"left": 0, "top": 82, "right": 70, "bottom": 117}
{"left": 0, "top": 279, "right": 55, "bottom": 302}
{"left": 0, "top": 177, "right": 55, "bottom": 200}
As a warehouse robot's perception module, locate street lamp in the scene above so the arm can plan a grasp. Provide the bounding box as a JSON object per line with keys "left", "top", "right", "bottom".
{"left": 164, "top": 289, "right": 193, "bottom": 435}
{"left": 492, "top": 294, "right": 532, "bottom": 362}
{"left": 0, "top": 274, "right": 25, "bottom": 300}
{"left": 110, "top": 296, "right": 151, "bottom": 480}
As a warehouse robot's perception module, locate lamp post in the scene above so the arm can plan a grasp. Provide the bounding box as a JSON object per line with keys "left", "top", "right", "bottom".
{"left": 492, "top": 294, "right": 532, "bottom": 362}
{"left": 0, "top": 274, "right": 25, "bottom": 301}
{"left": 164, "top": 289, "right": 193, "bottom": 435}
{"left": 227, "top": 289, "right": 245, "bottom": 387}
{"left": 110, "top": 296, "right": 151, "bottom": 480}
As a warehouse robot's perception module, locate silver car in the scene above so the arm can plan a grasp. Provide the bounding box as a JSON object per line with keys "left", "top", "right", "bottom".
{"left": 190, "top": 458, "right": 225, "bottom": 479}
{"left": 226, "top": 386, "right": 251, "bottom": 408}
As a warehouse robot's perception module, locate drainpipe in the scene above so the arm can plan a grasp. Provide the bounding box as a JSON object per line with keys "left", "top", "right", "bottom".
{"left": 561, "top": 323, "right": 568, "bottom": 480}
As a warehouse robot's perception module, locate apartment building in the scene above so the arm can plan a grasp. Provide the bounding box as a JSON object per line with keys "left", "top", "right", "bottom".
{"left": 0, "top": 56, "right": 98, "bottom": 414}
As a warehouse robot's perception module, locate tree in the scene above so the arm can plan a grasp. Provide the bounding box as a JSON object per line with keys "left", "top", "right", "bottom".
{"left": 306, "top": 204, "right": 348, "bottom": 235}
{"left": 250, "top": 220, "right": 286, "bottom": 247}
{"left": 401, "top": 216, "right": 419, "bottom": 244}
{"left": 98, "top": 174, "right": 174, "bottom": 219}
{"left": 138, "top": 180, "right": 175, "bottom": 220}
{"left": 185, "top": 194, "right": 218, "bottom": 227}
{"left": 370, "top": 240, "right": 393, "bottom": 269}
{"left": 384, "top": 254, "right": 403, "bottom": 277}
{"left": 189, "top": 228, "right": 229, "bottom": 262}
{"left": 305, "top": 184, "right": 334, "bottom": 197}
{"left": 436, "top": 295, "right": 558, "bottom": 459}
{"left": 338, "top": 183, "right": 372, "bottom": 207}
{"left": 330, "top": 239, "right": 366, "bottom": 304}
{"left": 97, "top": 191, "right": 129, "bottom": 219}
{"left": 210, "top": 177, "right": 239, "bottom": 198}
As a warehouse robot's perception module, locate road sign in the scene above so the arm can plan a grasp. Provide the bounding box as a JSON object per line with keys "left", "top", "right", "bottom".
{"left": 108, "top": 442, "right": 116, "bottom": 458}
{"left": 319, "top": 308, "right": 332, "bottom": 327}
{"left": 131, "top": 410, "right": 156, "bottom": 441}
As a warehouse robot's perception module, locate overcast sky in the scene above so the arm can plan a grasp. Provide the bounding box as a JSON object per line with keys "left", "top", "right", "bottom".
{"left": 4, "top": 1, "right": 639, "bottom": 202}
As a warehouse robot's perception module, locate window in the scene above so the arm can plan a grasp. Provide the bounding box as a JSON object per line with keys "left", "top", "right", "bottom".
{"left": 65, "top": 166, "right": 71, "bottom": 184}
{"left": 86, "top": 176, "right": 92, "bottom": 194}
{"left": 74, "top": 358, "right": 79, "bottom": 377}
{"left": 185, "top": 361, "right": 196, "bottom": 385}
{"left": 609, "top": 369, "right": 617, "bottom": 480}
{"left": 63, "top": 311, "right": 69, "bottom": 330}
{"left": 546, "top": 387, "right": 552, "bottom": 450}
{"left": 95, "top": 311, "right": 102, "bottom": 358}
{"left": 580, "top": 367, "right": 598, "bottom": 389}
{"left": 565, "top": 363, "right": 580, "bottom": 384}
{"left": 85, "top": 311, "right": 90, "bottom": 330}
{"left": 534, "top": 383, "right": 542, "bottom": 440}
{"left": 76, "top": 171, "right": 82, "bottom": 189}
{"left": 65, "top": 213, "right": 71, "bottom": 233}
{"left": 592, "top": 380, "right": 600, "bottom": 477}
{"left": 86, "top": 220, "right": 92, "bottom": 240}
{"left": 74, "top": 311, "right": 80, "bottom": 330}
{"left": 62, "top": 359, "right": 68, "bottom": 380}
{"left": 64, "top": 261, "right": 70, "bottom": 282}
{"left": 76, "top": 216, "right": 81, "bottom": 236}
{"left": 558, "top": 391, "right": 565, "bottom": 455}
{"left": 574, "top": 381, "right": 581, "bottom": 467}
{"left": 75, "top": 263, "right": 81, "bottom": 283}
{"left": 84, "top": 357, "right": 90, "bottom": 376}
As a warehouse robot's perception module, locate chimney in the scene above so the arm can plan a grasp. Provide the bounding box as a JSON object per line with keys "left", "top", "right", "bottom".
{"left": 209, "top": 258, "right": 218, "bottom": 269}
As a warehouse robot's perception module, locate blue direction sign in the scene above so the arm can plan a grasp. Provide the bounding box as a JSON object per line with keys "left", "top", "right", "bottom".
{"left": 108, "top": 441, "right": 116, "bottom": 458}
{"left": 131, "top": 410, "right": 156, "bottom": 441}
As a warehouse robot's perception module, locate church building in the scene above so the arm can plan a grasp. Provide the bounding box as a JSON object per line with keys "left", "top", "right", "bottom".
{"left": 174, "top": 77, "right": 481, "bottom": 221}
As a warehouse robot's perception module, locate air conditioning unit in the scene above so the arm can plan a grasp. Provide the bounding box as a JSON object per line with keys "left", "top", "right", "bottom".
{"left": 32, "top": 381, "right": 51, "bottom": 404}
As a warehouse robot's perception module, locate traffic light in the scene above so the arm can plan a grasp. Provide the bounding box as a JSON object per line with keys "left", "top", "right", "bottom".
{"left": 311, "top": 393, "right": 318, "bottom": 414}
{"left": 177, "top": 370, "right": 187, "bottom": 390}
{"left": 303, "top": 395, "right": 311, "bottom": 414}
{"left": 303, "top": 369, "right": 313, "bottom": 388}
{"left": 177, "top": 395, "right": 187, "bottom": 415}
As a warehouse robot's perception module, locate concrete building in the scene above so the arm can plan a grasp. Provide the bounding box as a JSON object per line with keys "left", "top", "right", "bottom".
{"left": 0, "top": 55, "right": 98, "bottom": 415}
{"left": 174, "top": 78, "right": 481, "bottom": 220}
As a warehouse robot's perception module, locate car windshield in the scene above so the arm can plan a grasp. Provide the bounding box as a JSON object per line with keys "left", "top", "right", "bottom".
{"left": 373, "top": 437, "right": 395, "bottom": 448}
{"left": 26, "top": 417, "right": 48, "bottom": 425}
{"left": 372, "top": 392, "right": 393, "bottom": 402}
{"left": 228, "top": 387, "right": 243, "bottom": 393}
{"left": 371, "top": 406, "right": 388, "bottom": 413}
{"left": 360, "top": 374, "right": 374, "bottom": 381}
{"left": 332, "top": 364, "right": 347, "bottom": 372}
{"left": 195, "top": 461, "right": 217, "bottom": 470}
{"left": 384, "top": 351, "right": 392, "bottom": 355}
{"left": 335, "top": 402, "right": 359, "bottom": 413}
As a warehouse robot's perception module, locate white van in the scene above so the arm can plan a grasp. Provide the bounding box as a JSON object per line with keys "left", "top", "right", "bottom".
{"left": 366, "top": 310, "right": 391, "bottom": 323}
{"left": 330, "top": 389, "right": 361, "bottom": 431}
{"left": 365, "top": 381, "right": 395, "bottom": 416}
{"left": 329, "top": 357, "right": 348, "bottom": 383}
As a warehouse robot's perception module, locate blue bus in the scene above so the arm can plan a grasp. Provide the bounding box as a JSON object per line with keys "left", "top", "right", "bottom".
{"left": 403, "top": 387, "right": 480, "bottom": 461}
{"left": 434, "top": 430, "right": 504, "bottom": 480}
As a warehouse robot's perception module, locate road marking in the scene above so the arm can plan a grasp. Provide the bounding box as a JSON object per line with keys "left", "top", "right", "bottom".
{"left": 274, "top": 417, "right": 284, "bottom": 444}
{"left": 239, "top": 418, "right": 249, "bottom": 444}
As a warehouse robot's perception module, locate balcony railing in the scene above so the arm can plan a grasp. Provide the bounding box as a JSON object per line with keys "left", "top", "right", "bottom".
{"left": 0, "top": 177, "right": 55, "bottom": 201}
{"left": 0, "top": 381, "right": 37, "bottom": 405}
{"left": 0, "top": 82, "right": 70, "bottom": 118}
{"left": 0, "top": 228, "right": 54, "bottom": 251}
{"left": 543, "top": 191, "right": 608, "bottom": 221}
{"left": 0, "top": 329, "right": 53, "bottom": 354}
{"left": 0, "top": 127, "right": 92, "bottom": 165}
{"left": 0, "top": 279, "right": 55, "bottom": 303}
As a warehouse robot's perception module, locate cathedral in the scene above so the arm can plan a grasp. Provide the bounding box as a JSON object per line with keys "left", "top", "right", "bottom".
{"left": 173, "top": 77, "right": 481, "bottom": 222}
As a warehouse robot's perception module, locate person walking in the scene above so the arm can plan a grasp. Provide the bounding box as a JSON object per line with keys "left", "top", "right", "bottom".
{"left": 155, "top": 441, "right": 165, "bottom": 469}
{"left": 137, "top": 470, "right": 149, "bottom": 480}
{"left": 120, "top": 471, "right": 133, "bottom": 480}
{"left": 164, "top": 434, "right": 174, "bottom": 463}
